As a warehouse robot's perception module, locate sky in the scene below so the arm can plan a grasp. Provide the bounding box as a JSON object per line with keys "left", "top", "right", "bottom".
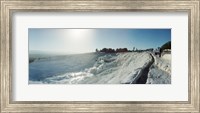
{"left": 29, "top": 28, "right": 171, "bottom": 54}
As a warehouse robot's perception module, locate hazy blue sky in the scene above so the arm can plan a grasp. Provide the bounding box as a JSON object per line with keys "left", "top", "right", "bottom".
{"left": 29, "top": 29, "right": 171, "bottom": 54}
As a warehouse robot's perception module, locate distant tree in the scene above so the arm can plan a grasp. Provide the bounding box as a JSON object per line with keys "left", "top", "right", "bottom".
{"left": 133, "top": 47, "right": 135, "bottom": 52}
{"left": 95, "top": 48, "right": 99, "bottom": 52}
{"left": 145, "top": 48, "right": 153, "bottom": 52}
{"left": 100, "top": 48, "right": 115, "bottom": 53}
{"left": 100, "top": 48, "right": 107, "bottom": 52}
{"left": 99, "top": 47, "right": 130, "bottom": 53}
{"left": 161, "top": 41, "right": 171, "bottom": 52}
{"left": 124, "top": 48, "right": 128, "bottom": 52}
{"left": 116, "top": 48, "right": 128, "bottom": 52}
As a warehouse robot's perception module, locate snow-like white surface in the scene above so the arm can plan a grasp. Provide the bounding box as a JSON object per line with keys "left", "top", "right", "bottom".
{"left": 146, "top": 54, "right": 171, "bottom": 84}
{"left": 81, "top": 52, "right": 152, "bottom": 84}
{"left": 29, "top": 52, "right": 171, "bottom": 84}
{"left": 162, "top": 54, "right": 171, "bottom": 61}
{"left": 37, "top": 52, "right": 152, "bottom": 84}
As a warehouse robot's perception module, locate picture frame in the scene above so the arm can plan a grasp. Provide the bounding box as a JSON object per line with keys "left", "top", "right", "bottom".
{"left": 0, "top": 0, "right": 199, "bottom": 112}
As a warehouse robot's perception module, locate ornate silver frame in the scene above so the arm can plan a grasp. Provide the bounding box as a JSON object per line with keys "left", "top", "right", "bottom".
{"left": 1, "top": 0, "right": 199, "bottom": 112}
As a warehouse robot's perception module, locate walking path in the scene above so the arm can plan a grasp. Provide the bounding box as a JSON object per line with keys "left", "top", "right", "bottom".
{"left": 136, "top": 53, "right": 154, "bottom": 84}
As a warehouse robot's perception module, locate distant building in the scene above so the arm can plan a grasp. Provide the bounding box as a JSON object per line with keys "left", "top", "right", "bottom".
{"left": 154, "top": 47, "right": 161, "bottom": 57}
{"left": 161, "top": 49, "right": 171, "bottom": 56}
{"left": 162, "top": 49, "right": 171, "bottom": 52}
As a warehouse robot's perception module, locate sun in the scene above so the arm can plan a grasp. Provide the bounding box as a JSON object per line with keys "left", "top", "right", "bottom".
{"left": 67, "top": 29, "right": 94, "bottom": 41}
{"left": 60, "top": 29, "right": 95, "bottom": 53}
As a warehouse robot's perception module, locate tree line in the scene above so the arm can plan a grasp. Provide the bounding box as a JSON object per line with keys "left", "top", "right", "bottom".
{"left": 95, "top": 41, "right": 171, "bottom": 54}
{"left": 96, "top": 48, "right": 129, "bottom": 53}
{"left": 95, "top": 48, "right": 153, "bottom": 53}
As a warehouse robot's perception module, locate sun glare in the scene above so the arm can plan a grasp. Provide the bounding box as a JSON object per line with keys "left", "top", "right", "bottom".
{"left": 61, "top": 29, "right": 95, "bottom": 53}
{"left": 67, "top": 29, "right": 94, "bottom": 41}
